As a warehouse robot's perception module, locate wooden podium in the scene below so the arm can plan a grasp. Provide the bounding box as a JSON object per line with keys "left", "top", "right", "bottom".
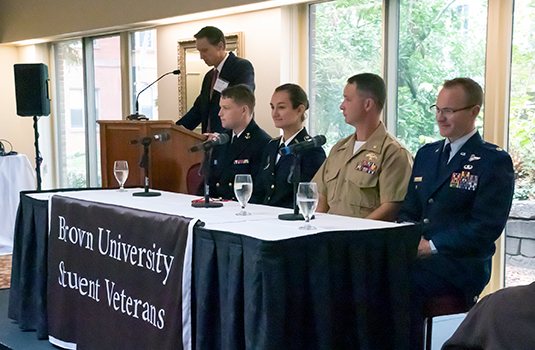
{"left": 98, "top": 120, "right": 205, "bottom": 194}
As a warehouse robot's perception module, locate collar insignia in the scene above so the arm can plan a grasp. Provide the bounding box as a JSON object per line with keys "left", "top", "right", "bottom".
{"left": 245, "top": 132, "right": 251, "bottom": 140}
{"left": 366, "top": 153, "right": 378, "bottom": 160}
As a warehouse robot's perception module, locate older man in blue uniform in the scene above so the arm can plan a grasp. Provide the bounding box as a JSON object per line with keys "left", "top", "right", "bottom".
{"left": 398, "top": 77, "right": 515, "bottom": 348}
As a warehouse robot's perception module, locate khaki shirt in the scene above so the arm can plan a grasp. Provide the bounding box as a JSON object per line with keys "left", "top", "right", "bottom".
{"left": 312, "top": 122, "right": 413, "bottom": 218}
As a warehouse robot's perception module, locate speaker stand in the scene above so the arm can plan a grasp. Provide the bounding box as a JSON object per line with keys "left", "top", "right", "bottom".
{"left": 33, "top": 116, "right": 43, "bottom": 191}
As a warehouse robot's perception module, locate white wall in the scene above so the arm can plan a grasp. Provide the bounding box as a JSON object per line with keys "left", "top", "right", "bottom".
{"left": 157, "top": 8, "right": 283, "bottom": 137}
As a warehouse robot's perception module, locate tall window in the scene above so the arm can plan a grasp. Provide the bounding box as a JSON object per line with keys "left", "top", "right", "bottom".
{"left": 396, "top": 0, "right": 488, "bottom": 154}
{"left": 54, "top": 34, "right": 122, "bottom": 188}
{"left": 132, "top": 30, "right": 158, "bottom": 120}
{"left": 506, "top": 0, "right": 535, "bottom": 287}
{"left": 54, "top": 40, "right": 86, "bottom": 188}
{"left": 309, "top": 0, "right": 383, "bottom": 150}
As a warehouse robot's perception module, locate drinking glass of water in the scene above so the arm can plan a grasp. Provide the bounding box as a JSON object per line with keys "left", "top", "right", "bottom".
{"left": 114, "top": 160, "right": 129, "bottom": 192}
{"left": 234, "top": 174, "right": 253, "bottom": 216}
{"left": 297, "top": 182, "right": 318, "bottom": 230}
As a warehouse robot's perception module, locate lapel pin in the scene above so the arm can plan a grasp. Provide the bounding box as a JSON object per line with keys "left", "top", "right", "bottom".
{"left": 464, "top": 164, "right": 473, "bottom": 170}
{"left": 469, "top": 154, "right": 481, "bottom": 162}
{"left": 460, "top": 152, "right": 466, "bottom": 156}
{"left": 245, "top": 133, "right": 251, "bottom": 139}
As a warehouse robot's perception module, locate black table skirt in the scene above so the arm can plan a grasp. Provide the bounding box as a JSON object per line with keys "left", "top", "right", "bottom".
{"left": 8, "top": 192, "right": 50, "bottom": 339}
{"left": 8, "top": 188, "right": 103, "bottom": 339}
{"left": 193, "top": 225, "right": 420, "bottom": 350}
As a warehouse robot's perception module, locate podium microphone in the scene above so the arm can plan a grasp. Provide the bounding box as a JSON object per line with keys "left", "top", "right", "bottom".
{"left": 127, "top": 69, "right": 181, "bottom": 120}
{"left": 279, "top": 135, "right": 326, "bottom": 156}
{"left": 129, "top": 132, "right": 170, "bottom": 145}
{"left": 190, "top": 133, "right": 230, "bottom": 152}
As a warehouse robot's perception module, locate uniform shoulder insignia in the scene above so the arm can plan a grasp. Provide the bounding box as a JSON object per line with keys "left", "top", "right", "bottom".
{"left": 303, "top": 135, "right": 311, "bottom": 141}
{"left": 496, "top": 147, "right": 503, "bottom": 152}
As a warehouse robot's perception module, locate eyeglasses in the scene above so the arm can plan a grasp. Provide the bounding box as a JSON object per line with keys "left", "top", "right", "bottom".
{"left": 430, "top": 104, "right": 477, "bottom": 118}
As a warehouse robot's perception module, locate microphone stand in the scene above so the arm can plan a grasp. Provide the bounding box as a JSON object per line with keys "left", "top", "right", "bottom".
{"left": 133, "top": 137, "right": 161, "bottom": 197}
{"left": 192, "top": 148, "right": 223, "bottom": 208}
{"left": 127, "top": 70, "right": 180, "bottom": 121}
{"left": 278, "top": 154, "right": 306, "bottom": 221}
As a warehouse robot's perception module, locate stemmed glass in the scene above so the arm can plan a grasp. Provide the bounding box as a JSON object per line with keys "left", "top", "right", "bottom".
{"left": 297, "top": 182, "right": 319, "bottom": 230}
{"left": 114, "top": 160, "right": 129, "bottom": 192}
{"left": 234, "top": 174, "right": 253, "bottom": 216}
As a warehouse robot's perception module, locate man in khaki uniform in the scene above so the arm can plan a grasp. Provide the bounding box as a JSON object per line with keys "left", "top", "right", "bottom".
{"left": 313, "top": 73, "right": 413, "bottom": 221}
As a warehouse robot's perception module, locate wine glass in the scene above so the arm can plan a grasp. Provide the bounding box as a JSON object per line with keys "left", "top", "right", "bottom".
{"left": 297, "top": 182, "right": 319, "bottom": 230}
{"left": 114, "top": 160, "right": 129, "bottom": 192}
{"left": 234, "top": 174, "right": 253, "bottom": 216}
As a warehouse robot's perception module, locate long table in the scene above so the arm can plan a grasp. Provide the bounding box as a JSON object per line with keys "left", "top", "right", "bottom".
{"left": 9, "top": 189, "right": 419, "bottom": 349}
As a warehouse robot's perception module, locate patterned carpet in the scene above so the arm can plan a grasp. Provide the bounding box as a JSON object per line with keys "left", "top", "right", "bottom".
{"left": 0, "top": 255, "right": 12, "bottom": 290}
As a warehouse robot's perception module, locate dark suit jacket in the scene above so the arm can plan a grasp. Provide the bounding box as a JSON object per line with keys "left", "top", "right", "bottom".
{"left": 399, "top": 132, "right": 514, "bottom": 296}
{"left": 176, "top": 52, "right": 255, "bottom": 133}
{"left": 208, "top": 120, "right": 271, "bottom": 200}
{"left": 251, "top": 128, "right": 326, "bottom": 208}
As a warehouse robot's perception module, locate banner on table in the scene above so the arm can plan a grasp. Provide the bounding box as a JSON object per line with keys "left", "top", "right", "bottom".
{"left": 48, "top": 195, "right": 192, "bottom": 350}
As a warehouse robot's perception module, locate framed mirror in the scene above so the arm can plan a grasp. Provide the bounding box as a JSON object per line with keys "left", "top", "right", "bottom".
{"left": 177, "top": 32, "right": 244, "bottom": 117}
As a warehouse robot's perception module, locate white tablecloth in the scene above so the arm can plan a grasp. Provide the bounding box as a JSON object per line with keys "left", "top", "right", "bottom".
{"left": 0, "top": 154, "right": 36, "bottom": 254}
{"left": 48, "top": 189, "right": 406, "bottom": 241}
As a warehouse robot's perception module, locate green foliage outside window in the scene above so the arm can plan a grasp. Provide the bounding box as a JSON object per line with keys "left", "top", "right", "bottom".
{"left": 309, "top": 0, "right": 382, "bottom": 150}
{"left": 509, "top": 0, "right": 535, "bottom": 199}
{"left": 311, "top": 0, "right": 487, "bottom": 155}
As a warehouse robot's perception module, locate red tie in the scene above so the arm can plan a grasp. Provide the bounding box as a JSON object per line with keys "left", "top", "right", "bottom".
{"left": 210, "top": 68, "right": 218, "bottom": 99}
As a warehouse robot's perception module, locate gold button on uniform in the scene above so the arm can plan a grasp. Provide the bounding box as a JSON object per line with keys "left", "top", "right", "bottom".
{"left": 229, "top": 183, "right": 232, "bottom": 186}
{"left": 216, "top": 183, "right": 220, "bottom": 187}
{"left": 271, "top": 184, "right": 275, "bottom": 189}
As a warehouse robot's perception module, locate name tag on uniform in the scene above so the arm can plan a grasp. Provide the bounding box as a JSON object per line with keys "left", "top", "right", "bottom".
{"left": 234, "top": 159, "right": 249, "bottom": 165}
{"left": 414, "top": 177, "right": 423, "bottom": 182}
{"left": 356, "top": 160, "right": 377, "bottom": 174}
{"left": 214, "top": 78, "right": 229, "bottom": 93}
{"left": 450, "top": 171, "right": 478, "bottom": 191}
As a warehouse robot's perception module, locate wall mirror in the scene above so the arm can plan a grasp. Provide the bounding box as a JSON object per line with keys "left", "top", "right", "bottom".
{"left": 177, "top": 32, "right": 244, "bottom": 117}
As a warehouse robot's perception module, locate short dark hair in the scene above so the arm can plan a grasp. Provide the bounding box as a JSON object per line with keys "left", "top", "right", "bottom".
{"left": 347, "top": 73, "right": 386, "bottom": 111}
{"left": 221, "top": 84, "right": 255, "bottom": 112}
{"left": 194, "top": 26, "right": 226, "bottom": 48}
{"left": 442, "top": 77, "right": 483, "bottom": 107}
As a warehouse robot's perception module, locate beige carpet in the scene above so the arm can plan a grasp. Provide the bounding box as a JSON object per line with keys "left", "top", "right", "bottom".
{"left": 0, "top": 254, "right": 12, "bottom": 289}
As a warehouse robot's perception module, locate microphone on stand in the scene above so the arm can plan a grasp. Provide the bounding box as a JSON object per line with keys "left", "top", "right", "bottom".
{"left": 189, "top": 134, "right": 230, "bottom": 152}
{"left": 129, "top": 132, "right": 171, "bottom": 145}
{"left": 279, "top": 135, "right": 326, "bottom": 156}
{"left": 127, "top": 69, "right": 181, "bottom": 121}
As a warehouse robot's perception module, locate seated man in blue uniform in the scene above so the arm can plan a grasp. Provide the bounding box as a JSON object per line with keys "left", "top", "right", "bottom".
{"left": 398, "top": 77, "right": 515, "bottom": 348}
{"left": 208, "top": 84, "right": 271, "bottom": 200}
{"left": 252, "top": 83, "right": 326, "bottom": 208}
{"left": 176, "top": 26, "right": 255, "bottom": 133}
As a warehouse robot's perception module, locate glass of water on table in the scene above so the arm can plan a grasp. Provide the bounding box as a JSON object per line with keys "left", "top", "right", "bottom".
{"left": 297, "top": 182, "right": 319, "bottom": 230}
{"left": 113, "top": 160, "right": 129, "bottom": 192}
{"left": 234, "top": 174, "right": 253, "bottom": 216}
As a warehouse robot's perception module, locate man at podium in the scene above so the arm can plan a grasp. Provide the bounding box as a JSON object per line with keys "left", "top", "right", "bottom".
{"left": 176, "top": 26, "right": 255, "bottom": 133}
{"left": 208, "top": 84, "right": 271, "bottom": 200}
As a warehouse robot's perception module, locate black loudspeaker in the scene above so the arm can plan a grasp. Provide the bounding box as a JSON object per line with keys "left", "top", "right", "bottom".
{"left": 14, "top": 63, "right": 51, "bottom": 117}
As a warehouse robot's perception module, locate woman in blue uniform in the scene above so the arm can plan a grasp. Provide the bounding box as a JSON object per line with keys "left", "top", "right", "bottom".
{"left": 252, "top": 84, "right": 326, "bottom": 208}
